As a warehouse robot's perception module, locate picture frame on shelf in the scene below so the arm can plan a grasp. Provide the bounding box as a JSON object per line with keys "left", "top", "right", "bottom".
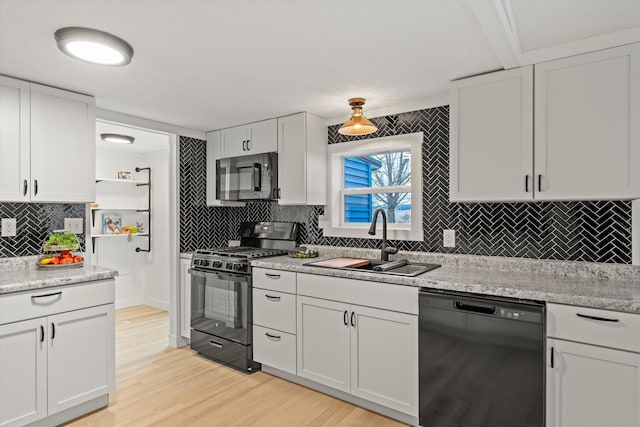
{"left": 103, "top": 213, "right": 122, "bottom": 234}
{"left": 117, "top": 171, "right": 132, "bottom": 180}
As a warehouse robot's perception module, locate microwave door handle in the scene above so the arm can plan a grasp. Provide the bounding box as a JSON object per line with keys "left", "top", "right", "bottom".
{"left": 252, "top": 163, "right": 261, "bottom": 191}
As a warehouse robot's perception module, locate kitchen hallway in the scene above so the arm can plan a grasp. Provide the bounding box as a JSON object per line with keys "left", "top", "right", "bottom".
{"left": 63, "top": 305, "right": 402, "bottom": 427}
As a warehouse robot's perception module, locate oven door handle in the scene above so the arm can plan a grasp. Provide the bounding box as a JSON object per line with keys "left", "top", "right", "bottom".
{"left": 188, "top": 269, "right": 247, "bottom": 281}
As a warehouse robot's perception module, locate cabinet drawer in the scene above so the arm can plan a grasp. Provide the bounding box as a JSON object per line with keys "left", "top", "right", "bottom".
{"left": 0, "top": 279, "right": 115, "bottom": 325}
{"left": 253, "top": 288, "right": 296, "bottom": 334}
{"left": 252, "top": 268, "right": 296, "bottom": 293}
{"left": 253, "top": 325, "right": 296, "bottom": 375}
{"left": 547, "top": 303, "right": 640, "bottom": 353}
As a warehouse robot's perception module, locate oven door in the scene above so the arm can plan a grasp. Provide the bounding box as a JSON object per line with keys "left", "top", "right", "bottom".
{"left": 189, "top": 269, "right": 250, "bottom": 345}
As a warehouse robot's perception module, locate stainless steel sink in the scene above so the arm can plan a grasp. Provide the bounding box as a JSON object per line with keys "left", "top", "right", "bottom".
{"left": 306, "top": 258, "right": 440, "bottom": 277}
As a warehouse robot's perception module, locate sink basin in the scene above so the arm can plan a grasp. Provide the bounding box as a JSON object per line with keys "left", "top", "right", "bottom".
{"left": 305, "top": 258, "right": 440, "bottom": 277}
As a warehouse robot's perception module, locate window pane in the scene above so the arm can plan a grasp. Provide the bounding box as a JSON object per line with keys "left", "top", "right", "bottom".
{"left": 344, "top": 151, "right": 411, "bottom": 189}
{"left": 344, "top": 192, "right": 411, "bottom": 224}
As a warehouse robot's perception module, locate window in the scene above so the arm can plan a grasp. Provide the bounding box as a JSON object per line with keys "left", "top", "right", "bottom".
{"left": 324, "top": 132, "right": 423, "bottom": 240}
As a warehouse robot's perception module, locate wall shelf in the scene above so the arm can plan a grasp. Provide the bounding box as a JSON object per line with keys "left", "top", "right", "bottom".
{"left": 91, "top": 166, "right": 152, "bottom": 254}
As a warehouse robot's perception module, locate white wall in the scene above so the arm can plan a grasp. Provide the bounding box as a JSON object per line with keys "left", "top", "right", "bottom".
{"left": 141, "top": 150, "right": 171, "bottom": 310}
{"left": 93, "top": 133, "right": 172, "bottom": 310}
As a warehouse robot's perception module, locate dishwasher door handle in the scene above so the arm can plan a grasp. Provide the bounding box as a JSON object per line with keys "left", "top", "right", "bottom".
{"left": 454, "top": 301, "right": 496, "bottom": 315}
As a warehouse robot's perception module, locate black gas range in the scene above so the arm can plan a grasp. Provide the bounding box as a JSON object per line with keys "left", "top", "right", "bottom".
{"left": 189, "top": 222, "right": 298, "bottom": 372}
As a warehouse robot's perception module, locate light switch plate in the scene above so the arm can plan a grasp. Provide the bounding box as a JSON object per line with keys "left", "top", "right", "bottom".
{"left": 228, "top": 240, "right": 241, "bottom": 247}
{"left": 443, "top": 229, "right": 456, "bottom": 248}
{"left": 318, "top": 215, "right": 325, "bottom": 230}
{"left": 1, "top": 218, "right": 17, "bottom": 237}
{"left": 64, "top": 218, "right": 84, "bottom": 234}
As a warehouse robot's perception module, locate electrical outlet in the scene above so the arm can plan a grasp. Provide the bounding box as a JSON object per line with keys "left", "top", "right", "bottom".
{"left": 64, "top": 218, "right": 84, "bottom": 234}
{"left": 1, "top": 218, "right": 17, "bottom": 237}
{"left": 317, "top": 215, "right": 325, "bottom": 230}
{"left": 443, "top": 229, "right": 456, "bottom": 248}
{"left": 228, "top": 240, "right": 241, "bottom": 247}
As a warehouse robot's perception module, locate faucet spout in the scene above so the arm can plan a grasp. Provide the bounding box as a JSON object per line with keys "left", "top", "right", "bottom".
{"left": 368, "top": 209, "right": 398, "bottom": 262}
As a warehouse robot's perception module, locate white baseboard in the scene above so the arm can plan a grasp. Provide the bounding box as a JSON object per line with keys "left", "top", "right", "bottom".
{"left": 115, "top": 296, "right": 145, "bottom": 309}
{"left": 144, "top": 297, "right": 169, "bottom": 311}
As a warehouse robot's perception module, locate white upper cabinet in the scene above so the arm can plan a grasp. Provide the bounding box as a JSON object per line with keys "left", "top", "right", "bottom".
{"left": 450, "top": 43, "right": 639, "bottom": 202}
{"left": 450, "top": 66, "right": 533, "bottom": 202}
{"left": 205, "top": 130, "right": 245, "bottom": 207}
{"left": 534, "top": 43, "right": 640, "bottom": 200}
{"left": 220, "top": 118, "right": 277, "bottom": 158}
{"left": 277, "top": 112, "right": 327, "bottom": 205}
{"left": 0, "top": 76, "right": 95, "bottom": 203}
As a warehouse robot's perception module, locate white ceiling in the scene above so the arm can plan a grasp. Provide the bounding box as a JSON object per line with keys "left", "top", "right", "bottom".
{"left": 1, "top": 0, "right": 638, "bottom": 133}
{"left": 96, "top": 121, "right": 170, "bottom": 154}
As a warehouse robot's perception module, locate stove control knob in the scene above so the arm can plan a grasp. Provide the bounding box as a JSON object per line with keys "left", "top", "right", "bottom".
{"left": 212, "top": 261, "right": 222, "bottom": 268}
{"left": 233, "top": 263, "right": 245, "bottom": 272}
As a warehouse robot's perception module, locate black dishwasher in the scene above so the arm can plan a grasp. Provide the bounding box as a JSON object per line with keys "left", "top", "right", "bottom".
{"left": 419, "top": 290, "right": 545, "bottom": 427}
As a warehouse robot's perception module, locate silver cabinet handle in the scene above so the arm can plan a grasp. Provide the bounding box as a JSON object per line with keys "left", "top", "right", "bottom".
{"left": 265, "top": 273, "right": 281, "bottom": 279}
{"left": 265, "top": 294, "right": 281, "bottom": 301}
{"left": 265, "top": 332, "right": 281, "bottom": 340}
{"left": 576, "top": 313, "right": 619, "bottom": 323}
{"left": 209, "top": 340, "right": 223, "bottom": 348}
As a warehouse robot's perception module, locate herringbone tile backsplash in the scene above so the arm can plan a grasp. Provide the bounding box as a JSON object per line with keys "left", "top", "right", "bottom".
{"left": 180, "top": 107, "right": 632, "bottom": 263}
{"left": 0, "top": 203, "right": 86, "bottom": 257}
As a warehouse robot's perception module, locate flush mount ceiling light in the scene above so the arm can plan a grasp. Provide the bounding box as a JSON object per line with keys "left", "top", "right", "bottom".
{"left": 55, "top": 27, "right": 134, "bottom": 66}
{"left": 101, "top": 133, "right": 135, "bottom": 144}
{"left": 338, "top": 98, "right": 378, "bottom": 136}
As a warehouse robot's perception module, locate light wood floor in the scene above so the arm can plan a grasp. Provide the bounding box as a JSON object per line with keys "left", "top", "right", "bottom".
{"left": 64, "top": 305, "right": 406, "bottom": 427}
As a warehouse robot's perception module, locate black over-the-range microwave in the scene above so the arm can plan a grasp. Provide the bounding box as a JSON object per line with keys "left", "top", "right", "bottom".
{"left": 216, "top": 152, "right": 278, "bottom": 201}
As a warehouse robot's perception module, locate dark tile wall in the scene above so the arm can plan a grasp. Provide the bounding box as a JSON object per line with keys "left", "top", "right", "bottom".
{"left": 179, "top": 106, "right": 632, "bottom": 264}
{"left": 0, "top": 203, "right": 86, "bottom": 257}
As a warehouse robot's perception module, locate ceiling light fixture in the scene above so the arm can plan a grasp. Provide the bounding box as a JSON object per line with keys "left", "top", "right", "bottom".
{"left": 101, "top": 133, "right": 135, "bottom": 144}
{"left": 338, "top": 98, "right": 377, "bottom": 136}
{"left": 55, "top": 27, "right": 134, "bottom": 66}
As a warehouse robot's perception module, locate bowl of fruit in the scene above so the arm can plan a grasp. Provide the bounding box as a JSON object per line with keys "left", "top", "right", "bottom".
{"left": 37, "top": 231, "right": 85, "bottom": 269}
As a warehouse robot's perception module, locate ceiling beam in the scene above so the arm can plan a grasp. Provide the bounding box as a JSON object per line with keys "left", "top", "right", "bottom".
{"left": 467, "top": 0, "right": 522, "bottom": 70}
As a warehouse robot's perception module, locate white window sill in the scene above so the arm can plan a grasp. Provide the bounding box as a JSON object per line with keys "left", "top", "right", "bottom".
{"left": 322, "top": 225, "right": 423, "bottom": 241}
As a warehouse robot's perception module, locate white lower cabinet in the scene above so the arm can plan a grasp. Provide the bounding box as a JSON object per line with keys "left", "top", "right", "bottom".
{"left": 47, "top": 305, "right": 115, "bottom": 415}
{"left": 0, "top": 280, "right": 115, "bottom": 427}
{"left": 547, "top": 338, "right": 640, "bottom": 427}
{"left": 252, "top": 268, "right": 298, "bottom": 375}
{"left": 297, "top": 295, "right": 418, "bottom": 416}
{"left": 179, "top": 255, "right": 192, "bottom": 340}
{"left": 546, "top": 303, "right": 640, "bottom": 427}
{"left": 0, "top": 318, "right": 47, "bottom": 427}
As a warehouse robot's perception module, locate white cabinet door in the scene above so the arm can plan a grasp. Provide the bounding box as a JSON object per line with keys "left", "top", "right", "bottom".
{"left": 180, "top": 257, "right": 192, "bottom": 339}
{"left": 278, "top": 113, "right": 307, "bottom": 205}
{"left": 206, "top": 131, "right": 244, "bottom": 207}
{"left": 297, "top": 296, "right": 351, "bottom": 392}
{"left": 220, "top": 125, "right": 248, "bottom": 158}
{"left": 350, "top": 305, "right": 418, "bottom": 416}
{"left": 0, "top": 318, "right": 47, "bottom": 427}
{"left": 450, "top": 66, "right": 534, "bottom": 202}
{"left": 30, "top": 83, "right": 95, "bottom": 202}
{"left": 0, "top": 76, "right": 30, "bottom": 202}
{"left": 277, "top": 112, "right": 327, "bottom": 205}
{"left": 547, "top": 338, "right": 640, "bottom": 427}
{"left": 535, "top": 43, "right": 640, "bottom": 200}
{"left": 47, "top": 304, "right": 114, "bottom": 415}
{"left": 247, "top": 119, "right": 277, "bottom": 154}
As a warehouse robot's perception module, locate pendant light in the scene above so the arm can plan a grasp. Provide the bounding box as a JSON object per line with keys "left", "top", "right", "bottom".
{"left": 55, "top": 27, "right": 134, "bottom": 66}
{"left": 101, "top": 133, "right": 135, "bottom": 144}
{"left": 338, "top": 98, "right": 377, "bottom": 136}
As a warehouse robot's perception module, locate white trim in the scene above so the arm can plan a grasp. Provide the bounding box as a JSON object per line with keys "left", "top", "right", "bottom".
{"left": 633, "top": 200, "right": 639, "bottom": 266}
{"left": 342, "top": 186, "right": 411, "bottom": 195}
{"left": 326, "top": 95, "right": 449, "bottom": 126}
{"left": 323, "top": 132, "right": 423, "bottom": 241}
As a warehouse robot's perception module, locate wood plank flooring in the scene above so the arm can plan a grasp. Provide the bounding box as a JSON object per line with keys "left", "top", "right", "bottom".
{"left": 64, "top": 305, "right": 405, "bottom": 427}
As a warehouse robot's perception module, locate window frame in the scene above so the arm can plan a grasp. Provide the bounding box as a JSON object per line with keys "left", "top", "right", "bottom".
{"left": 324, "top": 132, "right": 423, "bottom": 241}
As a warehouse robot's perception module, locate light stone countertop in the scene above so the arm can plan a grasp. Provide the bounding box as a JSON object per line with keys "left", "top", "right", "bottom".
{"left": 252, "top": 247, "right": 640, "bottom": 314}
{"left": 0, "top": 256, "right": 118, "bottom": 295}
